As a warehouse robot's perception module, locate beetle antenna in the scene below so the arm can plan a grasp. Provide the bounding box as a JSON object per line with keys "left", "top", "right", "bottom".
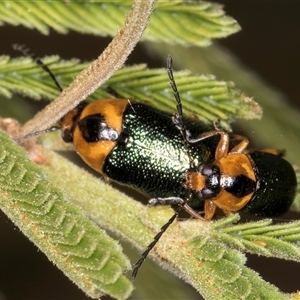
{"left": 131, "top": 57, "right": 199, "bottom": 279}
{"left": 132, "top": 211, "right": 178, "bottom": 279}
{"left": 12, "top": 44, "right": 63, "bottom": 142}
{"left": 167, "top": 55, "right": 195, "bottom": 169}
{"left": 15, "top": 126, "right": 60, "bottom": 143}
{"left": 12, "top": 44, "right": 63, "bottom": 92}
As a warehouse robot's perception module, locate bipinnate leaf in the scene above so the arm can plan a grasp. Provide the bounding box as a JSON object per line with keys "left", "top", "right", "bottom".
{"left": 214, "top": 216, "right": 300, "bottom": 263}
{"left": 0, "top": 56, "right": 262, "bottom": 127}
{"left": 0, "top": 1, "right": 240, "bottom": 46}
{"left": 0, "top": 130, "right": 132, "bottom": 299}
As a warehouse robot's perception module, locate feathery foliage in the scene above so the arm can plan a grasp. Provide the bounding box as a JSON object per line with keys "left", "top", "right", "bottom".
{"left": 0, "top": 1, "right": 299, "bottom": 299}
{"left": 0, "top": 1, "right": 240, "bottom": 45}
{"left": 0, "top": 55, "right": 261, "bottom": 127}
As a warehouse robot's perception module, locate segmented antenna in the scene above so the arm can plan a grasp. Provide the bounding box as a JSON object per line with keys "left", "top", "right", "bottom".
{"left": 13, "top": 44, "right": 62, "bottom": 142}
{"left": 12, "top": 44, "right": 63, "bottom": 92}
{"left": 15, "top": 126, "right": 60, "bottom": 143}
{"left": 167, "top": 55, "right": 196, "bottom": 169}
{"left": 132, "top": 211, "right": 178, "bottom": 279}
{"left": 132, "top": 56, "right": 198, "bottom": 279}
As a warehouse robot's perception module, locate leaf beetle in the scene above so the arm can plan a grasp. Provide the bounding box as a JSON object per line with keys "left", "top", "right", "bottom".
{"left": 15, "top": 48, "right": 297, "bottom": 279}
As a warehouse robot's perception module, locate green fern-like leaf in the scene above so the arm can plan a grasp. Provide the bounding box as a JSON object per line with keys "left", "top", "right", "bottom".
{"left": 0, "top": 55, "right": 261, "bottom": 127}
{"left": 0, "top": 1, "right": 298, "bottom": 299}
{"left": 213, "top": 217, "right": 300, "bottom": 262}
{"left": 0, "top": 131, "right": 132, "bottom": 299}
{"left": 0, "top": 55, "right": 87, "bottom": 100}
{"left": 0, "top": 0, "right": 240, "bottom": 46}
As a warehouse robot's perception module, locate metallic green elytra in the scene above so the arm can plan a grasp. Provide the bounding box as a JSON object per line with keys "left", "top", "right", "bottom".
{"left": 103, "top": 102, "right": 218, "bottom": 208}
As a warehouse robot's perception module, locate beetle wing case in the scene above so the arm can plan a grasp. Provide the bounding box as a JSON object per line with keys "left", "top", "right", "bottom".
{"left": 103, "top": 102, "right": 218, "bottom": 205}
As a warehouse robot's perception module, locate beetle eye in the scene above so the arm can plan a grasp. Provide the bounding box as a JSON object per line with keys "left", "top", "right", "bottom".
{"left": 199, "top": 188, "right": 215, "bottom": 199}
{"left": 200, "top": 164, "right": 214, "bottom": 176}
{"left": 61, "top": 129, "right": 73, "bottom": 143}
{"left": 196, "top": 163, "right": 221, "bottom": 200}
{"left": 198, "top": 163, "right": 219, "bottom": 177}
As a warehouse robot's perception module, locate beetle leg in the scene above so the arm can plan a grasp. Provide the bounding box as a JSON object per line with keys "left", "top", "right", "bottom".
{"left": 102, "top": 174, "right": 111, "bottom": 183}
{"left": 184, "top": 130, "right": 223, "bottom": 144}
{"left": 192, "top": 132, "right": 249, "bottom": 159}
{"left": 188, "top": 130, "right": 230, "bottom": 160}
{"left": 148, "top": 197, "right": 205, "bottom": 220}
{"left": 183, "top": 203, "right": 205, "bottom": 220}
{"left": 260, "top": 148, "right": 285, "bottom": 156}
{"left": 148, "top": 197, "right": 184, "bottom": 206}
{"left": 204, "top": 200, "right": 217, "bottom": 220}
{"left": 222, "top": 209, "right": 232, "bottom": 216}
{"left": 229, "top": 134, "right": 249, "bottom": 153}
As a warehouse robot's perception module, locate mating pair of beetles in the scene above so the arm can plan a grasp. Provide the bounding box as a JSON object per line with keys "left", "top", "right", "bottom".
{"left": 17, "top": 53, "right": 297, "bottom": 278}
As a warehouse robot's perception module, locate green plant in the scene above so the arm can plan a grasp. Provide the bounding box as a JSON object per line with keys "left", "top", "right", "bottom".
{"left": 0, "top": 1, "right": 299, "bottom": 299}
